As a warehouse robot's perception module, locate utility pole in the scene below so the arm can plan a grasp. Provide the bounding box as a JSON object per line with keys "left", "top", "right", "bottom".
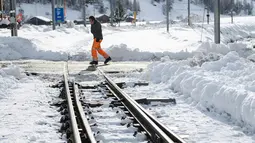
{"left": 51, "top": 0, "right": 56, "bottom": 30}
{"left": 207, "top": 6, "right": 209, "bottom": 24}
{"left": 10, "top": 0, "right": 17, "bottom": 36}
{"left": 231, "top": 0, "right": 233, "bottom": 24}
{"left": 188, "top": 0, "right": 190, "bottom": 26}
{"left": 133, "top": 0, "right": 137, "bottom": 26}
{"left": 166, "top": 0, "right": 169, "bottom": 32}
{"left": 214, "top": 0, "right": 220, "bottom": 44}
{"left": 110, "top": 0, "right": 113, "bottom": 26}
{"left": 83, "top": 0, "right": 86, "bottom": 27}
{"left": 0, "top": 0, "right": 3, "bottom": 19}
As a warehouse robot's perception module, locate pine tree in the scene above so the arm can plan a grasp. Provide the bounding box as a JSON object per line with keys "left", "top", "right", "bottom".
{"left": 162, "top": 0, "right": 173, "bottom": 15}
{"left": 137, "top": 1, "right": 140, "bottom": 12}
{"left": 99, "top": 5, "right": 105, "bottom": 14}
{"left": 114, "top": 0, "right": 126, "bottom": 21}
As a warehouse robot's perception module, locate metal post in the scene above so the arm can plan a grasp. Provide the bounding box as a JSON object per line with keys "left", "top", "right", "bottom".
{"left": 0, "top": 0, "right": 3, "bottom": 19}
{"left": 188, "top": 0, "right": 190, "bottom": 26}
{"left": 52, "top": 0, "right": 56, "bottom": 30}
{"left": 207, "top": 6, "right": 209, "bottom": 24}
{"left": 83, "top": 0, "right": 86, "bottom": 27}
{"left": 166, "top": 0, "right": 169, "bottom": 32}
{"left": 110, "top": 0, "right": 113, "bottom": 26}
{"left": 214, "top": 0, "right": 220, "bottom": 44}
{"left": 134, "top": 0, "right": 137, "bottom": 26}
{"left": 231, "top": 0, "right": 233, "bottom": 24}
{"left": 10, "top": 0, "right": 17, "bottom": 36}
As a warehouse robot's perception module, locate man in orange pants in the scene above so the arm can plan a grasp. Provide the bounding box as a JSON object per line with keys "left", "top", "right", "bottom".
{"left": 89, "top": 16, "right": 111, "bottom": 65}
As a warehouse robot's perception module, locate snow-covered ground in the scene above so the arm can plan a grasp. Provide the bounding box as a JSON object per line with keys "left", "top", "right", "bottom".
{"left": 122, "top": 82, "right": 255, "bottom": 143}
{"left": 0, "top": 16, "right": 255, "bottom": 61}
{"left": 0, "top": 65, "right": 64, "bottom": 143}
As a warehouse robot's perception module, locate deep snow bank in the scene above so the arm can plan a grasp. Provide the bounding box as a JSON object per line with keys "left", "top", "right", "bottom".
{"left": 142, "top": 45, "right": 255, "bottom": 131}
{"left": 1, "top": 36, "right": 253, "bottom": 62}
{"left": 0, "top": 65, "right": 25, "bottom": 99}
{"left": 0, "top": 37, "right": 67, "bottom": 60}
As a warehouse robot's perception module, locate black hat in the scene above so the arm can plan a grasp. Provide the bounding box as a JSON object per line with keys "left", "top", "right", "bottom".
{"left": 89, "top": 16, "right": 95, "bottom": 21}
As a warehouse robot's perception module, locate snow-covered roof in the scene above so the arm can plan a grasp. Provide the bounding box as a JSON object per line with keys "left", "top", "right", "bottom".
{"left": 126, "top": 16, "right": 139, "bottom": 20}
{"left": 0, "top": 19, "right": 10, "bottom": 25}
{"left": 95, "top": 14, "right": 109, "bottom": 18}
{"left": 33, "top": 16, "right": 51, "bottom": 22}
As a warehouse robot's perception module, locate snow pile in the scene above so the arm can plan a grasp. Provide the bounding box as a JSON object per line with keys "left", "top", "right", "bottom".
{"left": 195, "top": 42, "right": 254, "bottom": 58}
{"left": 0, "top": 36, "right": 67, "bottom": 60}
{"left": 106, "top": 44, "right": 155, "bottom": 61}
{"left": 105, "top": 42, "right": 254, "bottom": 62}
{"left": 0, "top": 64, "right": 25, "bottom": 79}
{"left": 142, "top": 49, "right": 255, "bottom": 131}
{"left": 105, "top": 44, "right": 195, "bottom": 61}
{"left": 0, "top": 65, "right": 25, "bottom": 99}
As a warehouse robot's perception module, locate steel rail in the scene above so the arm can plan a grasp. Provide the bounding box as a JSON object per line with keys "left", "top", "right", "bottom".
{"left": 63, "top": 63, "right": 82, "bottom": 143}
{"left": 72, "top": 81, "right": 97, "bottom": 143}
{"left": 137, "top": 103, "right": 186, "bottom": 143}
{"left": 97, "top": 68, "right": 175, "bottom": 143}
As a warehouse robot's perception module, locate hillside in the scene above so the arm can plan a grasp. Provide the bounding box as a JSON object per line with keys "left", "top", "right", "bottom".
{"left": 17, "top": 0, "right": 206, "bottom": 22}
{"left": 16, "top": 0, "right": 254, "bottom": 22}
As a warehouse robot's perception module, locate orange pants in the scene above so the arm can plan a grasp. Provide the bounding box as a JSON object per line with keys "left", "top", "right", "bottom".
{"left": 91, "top": 38, "right": 109, "bottom": 61}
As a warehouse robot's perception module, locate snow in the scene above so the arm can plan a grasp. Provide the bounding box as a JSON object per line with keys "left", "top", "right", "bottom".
{"left": 138, "top": 0, "right": 213, "bottom": 22}
{"left": 0, "top": 19, "right": 10, "bottom": 25}
{"left": 86, "top": 1, "right": 111, "bottom": 17}
{"left": 0, "top": 18, "right": 255, "bottom": 61}
{"left": 122, "top": 83, "right": 255, "bottom": 143}
{"left": 33, "top": 16, "right": 51, "bottom": 22}
{"left": 0, "top": 65, "right": 64, "bottom": 143}
{"left": 18, "top": 3, "right": 81, "bottom": 20}
{"left": 1, "top": 17, "right": 255, "bottom": 61}
{"left": 138, "top": 0, "right": 165, "bottom": 21}
{"left": 79, "top": 81, "right": 148, "bottom": 143}
{"left": 141, "top": 49, "right": 255, "bottom": 133}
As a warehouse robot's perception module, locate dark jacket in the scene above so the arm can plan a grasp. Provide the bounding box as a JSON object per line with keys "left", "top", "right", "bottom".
{"left": 91, "top": 20, "right": 103, "bottom": 40}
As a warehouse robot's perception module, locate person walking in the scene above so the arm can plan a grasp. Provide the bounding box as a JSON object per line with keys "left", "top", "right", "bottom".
{"left": 89, "top": 16, "right": 111, "bottom": 65}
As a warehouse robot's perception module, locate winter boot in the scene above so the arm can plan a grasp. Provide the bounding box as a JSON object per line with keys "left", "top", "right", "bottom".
{"left": 104, "top": 57, "right": 112, "bottom": 64}
{"left": 89, "top": 61, "right": 98, "bottom": 65}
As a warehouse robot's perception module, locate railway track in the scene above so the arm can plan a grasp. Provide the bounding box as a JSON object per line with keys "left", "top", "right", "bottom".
{"left": 58, "top": 64, "right": 186, "bottom": 143}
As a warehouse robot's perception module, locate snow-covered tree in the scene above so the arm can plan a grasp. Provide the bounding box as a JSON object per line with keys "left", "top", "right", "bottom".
{"left": 162, "top": 0, "right": 174, "bottom": 15}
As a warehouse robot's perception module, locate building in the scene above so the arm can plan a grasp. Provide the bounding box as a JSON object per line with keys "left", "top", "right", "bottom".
{"left": 25, "top": 16, "right": 51, "bottom": 25}
{"left": 96, "top": 14, "right": 110, "bottom": 23}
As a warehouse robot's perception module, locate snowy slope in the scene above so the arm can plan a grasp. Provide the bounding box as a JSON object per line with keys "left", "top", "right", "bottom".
{"left": 171, "top": 0, "right": 213, "bottom": 22}
{"left": 18, "top": 3, "right": 81, "bottom": 20}
{"left": 86, "top": 0, "right": 111, "bottom": 17}
{"left": 16, "top": 1, "right": 210, "bottom": 22}
{"left": 138, "top": 0, "right": 165, "bottom": 21}
{"left": 18, "top": 1, "right": 111, "bottom": 21}
{"left": 138, "top": 0, "right": 211, "bottom": 22}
